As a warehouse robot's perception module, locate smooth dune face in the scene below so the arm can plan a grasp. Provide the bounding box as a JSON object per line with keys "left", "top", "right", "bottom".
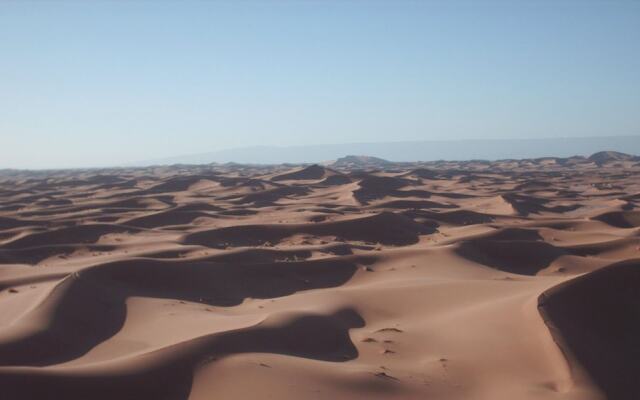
{"left": 0, "top": 157, "right": 638, "bottom": 400}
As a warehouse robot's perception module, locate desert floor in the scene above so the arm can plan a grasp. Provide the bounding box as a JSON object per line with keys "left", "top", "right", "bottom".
{"left": 0, "top": 156, "right": 638, "bottom": 400}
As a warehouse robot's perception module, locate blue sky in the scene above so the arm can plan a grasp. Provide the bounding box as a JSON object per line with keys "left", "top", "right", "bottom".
{"left": 1, "top": 0, "right": 639, "bottom": 168}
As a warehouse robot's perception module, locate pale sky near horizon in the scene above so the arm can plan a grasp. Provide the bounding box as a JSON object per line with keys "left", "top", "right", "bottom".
{"left": 1, "top": 0, "right": 639, "bottom": 168}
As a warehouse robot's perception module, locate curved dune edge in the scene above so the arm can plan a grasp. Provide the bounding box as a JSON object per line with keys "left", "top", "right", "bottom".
{"left": 0, "top": 308, "right": 363, "bottom": 400}
{"left": 537, "top": 260, "right": 640, "bottom": 400}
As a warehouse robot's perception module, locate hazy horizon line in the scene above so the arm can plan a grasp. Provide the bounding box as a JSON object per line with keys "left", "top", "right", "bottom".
{"left": 3, "top": 134, "right": 639, "bottom": 171}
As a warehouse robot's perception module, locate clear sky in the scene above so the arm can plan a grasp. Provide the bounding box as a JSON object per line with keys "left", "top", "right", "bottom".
{"left": 1, "top": 0, "right": 639, "bottom": 168}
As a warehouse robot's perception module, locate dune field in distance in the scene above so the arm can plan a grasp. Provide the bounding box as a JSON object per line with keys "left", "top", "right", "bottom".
{"left": 0, "top": 151, "right": 638, "bottom": 400}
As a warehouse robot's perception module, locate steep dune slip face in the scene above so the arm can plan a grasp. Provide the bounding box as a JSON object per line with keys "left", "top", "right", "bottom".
{"left": 0, "top": 155, "right": 639, "bottom": 399}
{"left": 538, "top": 260, "right": 640, "bottom": 400}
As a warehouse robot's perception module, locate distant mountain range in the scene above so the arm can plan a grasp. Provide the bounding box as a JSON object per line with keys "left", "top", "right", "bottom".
{"left": 326, "top": 151, "right": 639, "bottom": 170}
{"left": 138, "top": 135, "right": 640, "bottom": 166}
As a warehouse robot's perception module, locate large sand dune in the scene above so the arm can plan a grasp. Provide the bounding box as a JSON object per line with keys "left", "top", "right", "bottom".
{"left": 0, "top": 155, "right": 638, "bottom": 399}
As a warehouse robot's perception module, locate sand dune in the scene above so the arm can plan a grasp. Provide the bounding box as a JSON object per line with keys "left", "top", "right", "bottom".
{"left": 539, "top": 259, "right": 640, "bottom": 400}
{"left": 0, "top": 155, "right": 638, "bottom": 399}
